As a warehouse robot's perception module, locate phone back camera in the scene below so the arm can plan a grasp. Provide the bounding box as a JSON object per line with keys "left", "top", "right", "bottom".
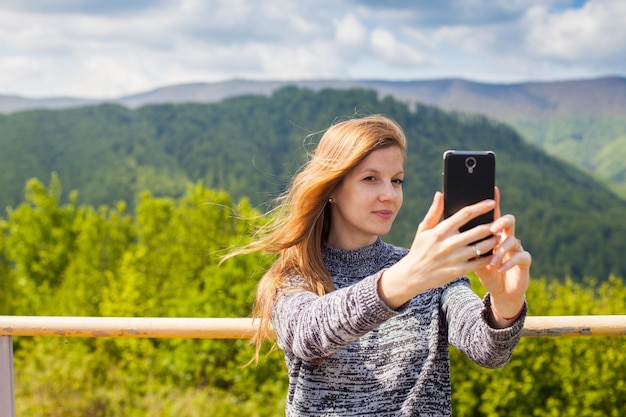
{"left": 465, "top": 157, "right": 477, "bottom": 173}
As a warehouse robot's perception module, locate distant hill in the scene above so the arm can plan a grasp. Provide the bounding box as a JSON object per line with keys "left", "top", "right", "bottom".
{"left": 2, "top": 76, "right": 625, "bottom": 197}
{"left": 1, "top": 87, "right": 625, "bottom": 281}
{"left": 0, "top": 94, "right": 97, "bottom": 114}
{"left": 117, "top": 77, "right": 626, "bottom": 119}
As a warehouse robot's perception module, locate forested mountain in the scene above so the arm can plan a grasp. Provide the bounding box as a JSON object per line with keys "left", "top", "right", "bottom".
{"left": 3, "top": 76, "right": 625, "bottom": 197}
{"left": 1, "top": 87, "right": 625, "bottom": 280}
{"left": 118, "top": 76, "right": 626, "bottom": 199}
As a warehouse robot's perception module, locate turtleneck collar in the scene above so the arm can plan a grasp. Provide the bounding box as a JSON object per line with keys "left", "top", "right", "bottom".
{"left": 322, "top": 237, "right": 397, "bottom": 280}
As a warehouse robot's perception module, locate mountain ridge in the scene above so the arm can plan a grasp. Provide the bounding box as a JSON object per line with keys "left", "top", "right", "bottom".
{"left": 3, "top": 76, "right": 625, "bottom": 116}
{"left": 2, "top": 76, "right": 626, "bottom": 197}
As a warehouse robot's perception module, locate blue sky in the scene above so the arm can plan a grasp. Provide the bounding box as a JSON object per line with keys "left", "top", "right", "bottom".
{"left": 0, "top": 0, "right": 624, "bottom": 98}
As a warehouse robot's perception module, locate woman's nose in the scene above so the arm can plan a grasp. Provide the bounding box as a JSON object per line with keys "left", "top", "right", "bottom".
{"left": 379, "top": 183, "right": 400, "bottom": 200}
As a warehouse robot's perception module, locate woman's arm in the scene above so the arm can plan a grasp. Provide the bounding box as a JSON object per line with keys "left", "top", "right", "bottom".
{"left": 272, "top": 273, "right": 401, "bottom": 361}
{"left": 442, "top": 278, "right": 526, "bottom": 368}
{"left": 379, "top": 189, "right": 531, "bottom": 328}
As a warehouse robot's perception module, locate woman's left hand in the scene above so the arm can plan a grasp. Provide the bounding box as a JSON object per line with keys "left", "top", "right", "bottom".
{"left": 475, "top": 187, "right": 532, "bottom": 327}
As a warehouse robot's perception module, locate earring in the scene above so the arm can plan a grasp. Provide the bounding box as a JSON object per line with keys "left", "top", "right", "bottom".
{"left": 328, "top": 198, "right": 334, "bottom": 203}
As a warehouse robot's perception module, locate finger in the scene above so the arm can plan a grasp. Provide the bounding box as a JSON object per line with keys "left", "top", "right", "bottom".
{"left": 465, "top": 237, "right": 498, "bottom": 261}
{"left": 501, "top": 235, "right": 523, "bottom": 252}
{"left": 446, "top": 199, "right": 496, "bottom": 233}
{"left": 497, "top": 234, "right": 521, "bottom": 255}
{"left": 466, "top": 253, "right": 496, "bottom": 270}
{"left": 490, "top": 188, "right": 516, "bottom": 240}
{"left": 496, "top": 250, "right": 532, "bottom": 273}
{"left": 490, "top": 233, "right": 524, "bottom": 267}
{"left": 494, "top": 186, "right": 501, "bottom": 219}
{"left": 490, "top": 213, "right": 516, "bottom": 237}
{"left": 417, "top": 192, "right": 444, "bottom": 232}
{"left": 457, "top": 224, "right": 497, "bottom": 249}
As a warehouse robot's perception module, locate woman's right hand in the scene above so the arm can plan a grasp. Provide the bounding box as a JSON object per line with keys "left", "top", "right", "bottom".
{"left": 378, "top": 192, "right": 497, "bottom": 309}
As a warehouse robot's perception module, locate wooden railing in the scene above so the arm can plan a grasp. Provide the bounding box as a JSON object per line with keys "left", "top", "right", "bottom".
{"left": 1, "top": 315, "right": 625, "bottom": 417}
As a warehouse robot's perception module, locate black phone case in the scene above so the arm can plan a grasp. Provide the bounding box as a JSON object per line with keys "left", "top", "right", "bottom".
{"left": 443, "top": 150, "right": 496, "bottom": 253}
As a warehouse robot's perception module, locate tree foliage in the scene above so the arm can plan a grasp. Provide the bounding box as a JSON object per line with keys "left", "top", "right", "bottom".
{"left": 1, "top": 88, "right": 625, "bottom": 280}
{"left": 2, "top": 177, "right": 285, "bottom": 416}
{"left": 511, "top": 114, "right": 626, "bottom": 198}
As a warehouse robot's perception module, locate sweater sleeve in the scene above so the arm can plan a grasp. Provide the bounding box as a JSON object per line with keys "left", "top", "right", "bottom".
{"left": 442, "top": 278, "right": 526, "bottom": 369}
{"left": 272, "top": 272, "right": 402, "bottom": 361}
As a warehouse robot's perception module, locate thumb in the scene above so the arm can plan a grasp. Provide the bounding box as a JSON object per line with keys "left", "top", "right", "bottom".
{"left": 417, "top": 192, "right": 444, "bottom": 233}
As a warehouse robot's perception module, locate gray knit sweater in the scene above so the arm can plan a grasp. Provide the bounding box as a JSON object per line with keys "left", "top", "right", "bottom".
{"left": 272, "top": 238, "right": 526, "bottom": 416}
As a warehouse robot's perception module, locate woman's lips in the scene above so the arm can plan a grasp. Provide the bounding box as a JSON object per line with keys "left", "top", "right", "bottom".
{"left": 372, "top": 210, "right": 394, "bottom": 219}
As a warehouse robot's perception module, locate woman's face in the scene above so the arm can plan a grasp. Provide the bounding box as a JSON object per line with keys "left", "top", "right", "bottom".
{"left": 327, "top": 145, "right": 404, "bottom": 250}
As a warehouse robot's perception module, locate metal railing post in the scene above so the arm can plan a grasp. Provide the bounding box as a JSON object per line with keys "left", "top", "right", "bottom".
{"left": 0, "top": 336, "right": 15, "bottom": 417}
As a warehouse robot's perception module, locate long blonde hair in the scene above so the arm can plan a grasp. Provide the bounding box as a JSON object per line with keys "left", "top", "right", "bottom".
{"left": 231, "top": 114, "right": 407, "bottom": 362}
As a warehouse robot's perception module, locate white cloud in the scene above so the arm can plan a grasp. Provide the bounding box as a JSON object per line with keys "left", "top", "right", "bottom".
{"left": 524, "top": 0, "right": 626, "bottom": 61}
{"left": 256, "top": 42, "right": 343, "bottom": 79}
{"left": 370, "top": 28, "right": 431, "bottom": 66}
{"left": 335, "top": 15, "right": 367, "bottom": 46}
{"left": 0, "top": 56, "right": 42, "bottom": 91}
{"left": 0, "top": 0, "right": 624, "bottom": 97}
{"left": 431, "top": 25, "right": 494, "bottom": 55}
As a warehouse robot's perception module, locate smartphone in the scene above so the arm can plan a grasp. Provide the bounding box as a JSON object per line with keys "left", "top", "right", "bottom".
{"left": 443, "top": 150, "right": 496, "bottom": 254}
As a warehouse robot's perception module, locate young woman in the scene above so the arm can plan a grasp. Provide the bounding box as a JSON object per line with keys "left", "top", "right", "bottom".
{"left": 235, "top": 114, "right": 531, "bottom": 416}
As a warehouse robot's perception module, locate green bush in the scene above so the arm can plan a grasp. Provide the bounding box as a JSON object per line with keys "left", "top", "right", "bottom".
{"left": 1, "top": 179, "right": 624, "bottom": 415}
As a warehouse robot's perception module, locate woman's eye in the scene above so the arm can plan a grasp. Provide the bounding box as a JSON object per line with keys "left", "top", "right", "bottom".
{"left": 393, "top": 179, "right": 404, "bottom": 185}
{"left": 363, "top": 176, "right": 376, "bottom": 182}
